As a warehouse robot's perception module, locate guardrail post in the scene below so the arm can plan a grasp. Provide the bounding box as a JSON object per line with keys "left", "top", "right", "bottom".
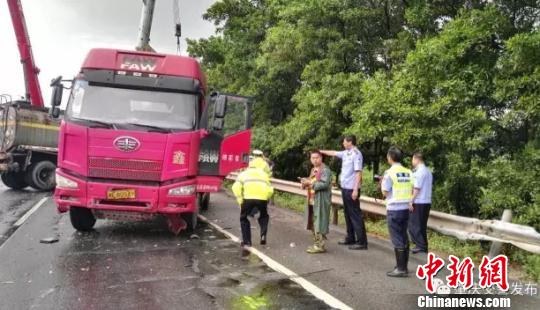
{"left": 488, "top": 209, "right": 512, "bottom": 258}
{"left": 332, "top": 205, "right": 338, "bottom": 225}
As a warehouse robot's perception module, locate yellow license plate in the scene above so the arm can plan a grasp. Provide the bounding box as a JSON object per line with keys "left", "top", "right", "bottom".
{"left": 107, "top": 189, "right": 136, "bottom": 200}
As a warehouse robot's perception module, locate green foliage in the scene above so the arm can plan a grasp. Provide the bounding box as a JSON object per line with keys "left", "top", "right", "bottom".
{"left": 523, "top": 255, "right": 540, "bottom": 283}
{"left": 272, "top": 72, "right": 364, "bottom": 156}
{"left": 479, "top": 144, "right": 540, "bottom": 230}
{"left": 360, "top": 168, "right": 382, "bottom": 199}
{"left": 512, "top": 250, "right": 540, "bottom": 283}
{"left": 191, "top": 1, "right": 540, "bottom": 241}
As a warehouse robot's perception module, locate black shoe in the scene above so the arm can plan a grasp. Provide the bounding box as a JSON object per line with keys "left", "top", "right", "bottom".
{"left": 338, "top": 239, "right": 355, "bottom": 245}
{"left": 411, "top": 247, "right": 427, "bottom": 254}
{"left": 241, "top": 242, "right": 252, "bottom": 247}
{"left": 260, "top": 235, "right": 266, "bottom": 245}
{"left": 348, "top": 244, "right": 368, "bottom": 250}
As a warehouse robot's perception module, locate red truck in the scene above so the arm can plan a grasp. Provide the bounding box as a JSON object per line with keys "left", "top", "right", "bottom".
{"left": 50, "top": 48, "right": 252, "bottom": 233}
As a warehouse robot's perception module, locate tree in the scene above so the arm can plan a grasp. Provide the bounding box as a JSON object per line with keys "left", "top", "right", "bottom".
{"left": 188, "top": 1, "right": 540, "bottom": 227}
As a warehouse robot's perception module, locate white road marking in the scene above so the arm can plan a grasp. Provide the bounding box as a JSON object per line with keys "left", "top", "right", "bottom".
{"left": 198, "top": 214, "right": 353, "bottom": 310}
{"left": 13, "top": 197, "right": 49, "bottom": 227}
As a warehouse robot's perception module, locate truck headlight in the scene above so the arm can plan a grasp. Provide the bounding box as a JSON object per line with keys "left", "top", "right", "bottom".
{"left": 56, "top": 173, "right": 78, "bottom": 189}
{"left": 168, "top": 185, "right": 195, "bottom": 196}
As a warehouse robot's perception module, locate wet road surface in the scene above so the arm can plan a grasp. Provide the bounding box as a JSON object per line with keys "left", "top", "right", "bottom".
{"left": 0, "top": 189, "right": 538, "bottom": 309}
{"left": 204, "top": 192, "right": 540, "bottom": 310}
{"left": 0, "top": 197, "right": 330, "bottom": 310}
{"left": 0, "top": 183, "right": 48, "bottom": 245}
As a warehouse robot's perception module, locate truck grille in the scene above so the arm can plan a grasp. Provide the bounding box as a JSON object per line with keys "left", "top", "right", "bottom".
{"left": 88, "top": 157, "right": 162, "bottom": 181}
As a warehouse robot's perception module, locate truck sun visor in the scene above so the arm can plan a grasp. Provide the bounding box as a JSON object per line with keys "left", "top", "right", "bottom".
{"left": 81, "top": 69, "right": 200, "bottom": 93}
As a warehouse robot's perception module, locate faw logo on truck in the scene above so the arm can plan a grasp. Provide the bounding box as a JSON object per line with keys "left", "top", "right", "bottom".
{"left": 119, "top": 55, "right": 158, "bottom": 72}
{"left": 114, "top": 136, "right": 140, "bottom": 152}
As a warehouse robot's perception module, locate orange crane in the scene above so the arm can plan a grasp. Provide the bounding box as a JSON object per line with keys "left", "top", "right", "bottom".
{"left": 6, "top": 0, "right": 44, "bottom": 107}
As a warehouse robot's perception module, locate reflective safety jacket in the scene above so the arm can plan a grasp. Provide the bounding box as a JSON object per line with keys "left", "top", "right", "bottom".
{"left": 386, "top": 164, "right": 413, "bottom": 205}
{"left": 249, "top": 157, "right": 272, "bottom": 176}
{"left": 232, "top": 167, "right": 274, "bottom": 205}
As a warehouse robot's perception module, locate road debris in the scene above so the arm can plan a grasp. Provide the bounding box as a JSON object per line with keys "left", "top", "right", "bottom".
{"left": 40, "top": 237, "right": 59, "bottom": 244}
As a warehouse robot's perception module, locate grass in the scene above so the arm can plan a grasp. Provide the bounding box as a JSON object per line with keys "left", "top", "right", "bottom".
{"left": 222, "top": 180, "right": 539, "bottom": 282}
{"left": 272, "top": 192, "right": 305, "bottom": 213}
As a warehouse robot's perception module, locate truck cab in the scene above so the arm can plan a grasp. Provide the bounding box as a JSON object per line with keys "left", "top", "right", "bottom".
{"left": 52, "top": 48, "right": 251, "bottom": 233}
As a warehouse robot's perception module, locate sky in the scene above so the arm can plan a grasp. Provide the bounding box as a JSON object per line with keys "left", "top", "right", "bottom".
{"left": 0, "top": 0, "right": 217, "bottom": 105}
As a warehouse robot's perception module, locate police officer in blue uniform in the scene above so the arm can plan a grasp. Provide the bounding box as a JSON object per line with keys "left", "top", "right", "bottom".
{"left": 321, "top": 135, "right": 368, "bottom": 250}
{"left": 408, "top": 151, "right": 433, "bottom": 254}
{"left": 381, "top": 146, "right": 413, "bottom": 277}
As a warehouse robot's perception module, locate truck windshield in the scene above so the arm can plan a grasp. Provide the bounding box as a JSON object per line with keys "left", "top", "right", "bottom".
{"left": 66, "top": 80, "right": 197, "bottom": 131}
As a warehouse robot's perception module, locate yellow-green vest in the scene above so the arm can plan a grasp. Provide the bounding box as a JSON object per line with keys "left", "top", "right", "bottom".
{"left": 249, "top": 157, "right": 272, "bottom": 176}
{"left": 232, "top": 167, "right": 274, "bottom": 204}
{"left": 386, "top": 164, "right": 413, "bottom": 205}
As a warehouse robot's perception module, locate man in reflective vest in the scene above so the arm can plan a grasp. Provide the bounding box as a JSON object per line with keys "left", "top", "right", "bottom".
{"left": 381, "top": 146, "right": 414, "bottom": 277}
{"left": 248, "top": 150, "right": 273, "bottom": 217}
{"left": 250, "top": 149, "right": 272, "bottom": 177}
{"left": 232, "top": 162, "right": 274, "bottom": 247}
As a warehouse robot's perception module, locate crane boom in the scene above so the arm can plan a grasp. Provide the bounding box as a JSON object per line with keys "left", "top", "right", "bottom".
{"left": 135, "top": 0, "right": 156, "bottom": 52}
{"left": 7, "top": 0, "right": 44, "bottom": 108}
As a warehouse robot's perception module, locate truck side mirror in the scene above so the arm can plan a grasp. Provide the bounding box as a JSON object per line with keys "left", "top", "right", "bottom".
{"left": 214, "top": 95, "right": 227, "bottom": 119}
{"left": 50, "top": 76, "right": 63, "bottom": 107}
{"left": 50, "top": 106, "right": 61, "bottom": 118}
{"left": 50, "top": 76, "right": 62, "bottom": 87}
{"left": 51, "top": 85, "right": 63, "bottom": 107}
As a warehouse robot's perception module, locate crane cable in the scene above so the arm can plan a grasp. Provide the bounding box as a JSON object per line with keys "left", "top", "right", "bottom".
{"left": 173, "top": 0, "right": 181, "bottom": 54}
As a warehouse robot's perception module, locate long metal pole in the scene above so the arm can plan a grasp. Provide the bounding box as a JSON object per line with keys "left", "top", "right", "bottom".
{"left": 135, "top": 0, "right": 156, "bottom": 52}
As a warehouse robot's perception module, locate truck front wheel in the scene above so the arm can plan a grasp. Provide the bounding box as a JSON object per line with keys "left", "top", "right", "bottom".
{"left": 69, "top": 207, "right": 96, "bottom": 231}
{"left": 26, "top": 160, "right": 56, "bottom": 191}
{"left": 198, "top": 193, "right": 210, "bottom": 211}
{"left": 182, "top": 198, "right": 200, "bottom": 232}
{"left": 182, "top": 211, "right": 198, "bottom": 232}
{"left": 1, "top": 171, "right": 28, "bottom": 190}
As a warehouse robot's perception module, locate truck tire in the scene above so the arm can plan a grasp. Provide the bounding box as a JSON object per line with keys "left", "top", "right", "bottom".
{"left": 26, "top": 160, "right": 56, "bottom": 191}
{"left": 1, "top": 171, "right": 28, "bottom": 190}
{"left": 69, "top": 207, "right": 96, "bottom": 231}
{"left": 182, "top": 211, "right": 198, "bottom": 231}
{"left": 198, "top": 193, "right": 210, "bottom": 211}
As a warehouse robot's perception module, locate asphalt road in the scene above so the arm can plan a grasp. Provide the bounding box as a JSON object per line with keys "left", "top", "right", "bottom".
{"left": 0, "top": 192, "right": 329, "bottom": 310}
{"left": 0, "top": 188, "right": 538, "bottom": 310}
{"left": 0, "top": 183, "right": 48, "bottom": 245}
{"left": 205, "top": 192, "right": 540, "bottom": 310}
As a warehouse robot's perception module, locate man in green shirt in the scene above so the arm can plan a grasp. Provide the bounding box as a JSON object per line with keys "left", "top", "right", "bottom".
{"left": 301, "top": 150, "right": 333, "bottom": 254}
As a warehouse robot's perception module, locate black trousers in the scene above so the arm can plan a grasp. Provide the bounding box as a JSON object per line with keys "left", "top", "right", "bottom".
{"left": 408, "top": 203, "right": 431, "bottom": 251}
{"left": 240, "top": 199, "right": 269, "bottom": 246}
{"left": 341, "top": 189, "right": 368, "bottom": 245}
{"left": 387, "top": 209, "right": 409, "bottom": 249}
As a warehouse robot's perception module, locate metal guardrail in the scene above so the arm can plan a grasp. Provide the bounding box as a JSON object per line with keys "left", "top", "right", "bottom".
{"left": 227, "top": 173, "right": 540, "bottom": 254}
